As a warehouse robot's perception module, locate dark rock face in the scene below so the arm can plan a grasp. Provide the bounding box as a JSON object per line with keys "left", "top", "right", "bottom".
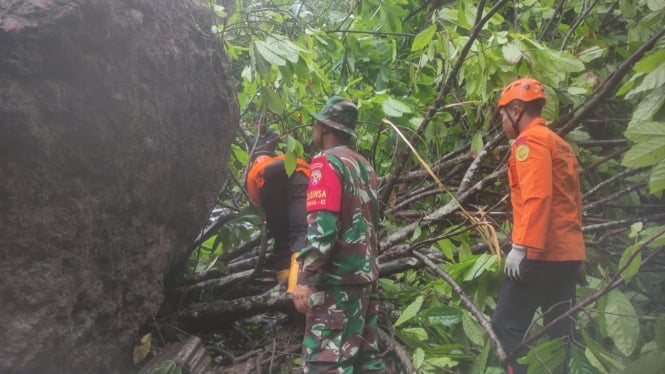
{"left": 0, "top": 0, "right": 238, "bottom": 372}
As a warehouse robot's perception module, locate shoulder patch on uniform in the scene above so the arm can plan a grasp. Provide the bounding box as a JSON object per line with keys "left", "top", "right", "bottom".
{"left": 306, "top": 155, "right": 342, "bottom": 212}
{"left": 515, "top": 144, "right": 530, "bottom": 161}
{"left": 514, "top": 136, "right": 528, "bottom": 146}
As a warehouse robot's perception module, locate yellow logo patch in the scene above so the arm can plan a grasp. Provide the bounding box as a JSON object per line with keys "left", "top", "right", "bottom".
{"left": 515, "top": 144, "right": 530, "bottom": 161}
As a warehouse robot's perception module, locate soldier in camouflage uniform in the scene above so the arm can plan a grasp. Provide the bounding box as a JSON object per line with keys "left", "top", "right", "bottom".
{"left": 291, "top": 96, "right": 385, "bottom": 373}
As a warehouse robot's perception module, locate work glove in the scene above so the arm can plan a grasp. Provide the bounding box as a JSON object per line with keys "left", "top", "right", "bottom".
{"left": 286, "top": 252, "right": 299, "bottom": 293}
{"left": 504, "top": 244, "right": 527, "bottom": 280}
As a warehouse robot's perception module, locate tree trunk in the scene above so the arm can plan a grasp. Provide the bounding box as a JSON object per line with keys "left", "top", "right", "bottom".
{"left": 0, "top": 0, "right": 238, "bottom": 372}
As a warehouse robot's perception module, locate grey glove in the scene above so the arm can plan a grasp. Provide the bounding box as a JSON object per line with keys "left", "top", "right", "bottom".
{"left": 504, "top": 244, "right": 527, "bottom": 280}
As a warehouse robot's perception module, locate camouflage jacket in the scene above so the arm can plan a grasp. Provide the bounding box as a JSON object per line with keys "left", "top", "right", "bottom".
{"left": 297, "top": 146, "right": 379, "bottom": 286}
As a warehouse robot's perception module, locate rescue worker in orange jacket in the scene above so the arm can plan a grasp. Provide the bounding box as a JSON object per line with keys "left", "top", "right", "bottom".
{"left": 492, "top": 78, "right": 586, "bottom": 374}
{"left": 246, "top": 121, "right": 310, "bottom": 285}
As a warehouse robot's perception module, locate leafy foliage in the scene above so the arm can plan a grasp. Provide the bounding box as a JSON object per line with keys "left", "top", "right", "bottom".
{"left": 186, "top": 0, "right": 665, "bottom": 372}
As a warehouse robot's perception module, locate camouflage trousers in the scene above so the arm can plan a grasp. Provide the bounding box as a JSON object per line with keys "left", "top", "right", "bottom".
{"left": 302, "top": 282, "right": 385, "bottom": 374}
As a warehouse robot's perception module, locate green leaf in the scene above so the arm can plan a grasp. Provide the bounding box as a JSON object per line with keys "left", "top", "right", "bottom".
{"left": 633, "top": 88, "right": 665, "bottom": 122}
{"left": 568, "top": 87, "right": 588, "bottom": 95}
{"left": 469, "top": 340, "right": 490, "bottom": 374}
{"left": 624, "top": 122, "right": 665, "bottom": 142}
{"left": 518, "top": 337, "right": 566, "bottom": 371}
{"left": 411, "top": 24, "right": 437, "bottom": 52}
{"left": 583, "top": 347, "right": 606, "bottom": 373}
{"left": 619, "top": 0, "right": 637, "bottom": 17}
{"left": 267, "top": 36, "right": 303, "bottom": 63}
{"left": 618, "top": 244, "right": 641, "bottom": 283}
{"left": 212, "top": 4, "right": 227, "bottom": 18}
{"left": 619, "top": 351, "right": 665, "bottom": 374}
{"left": 425, "top": 305, "right": 462, "bottom": 327}
{"left": 656, "top": 317, "right": 665, "bottom": 350}
{"left": 286, "top": 135, "right": 297, "bottom": 152}
{"left": 634, "top": 49, "right": 665, "bottom": 73}
{"left": 411, "top": 224, "right": 422, "bottom": 241}
{"left": 284, "top": 151, "right": 296, "bottom": 177}
{"left": 647, "top": 0, "right": 665, "bottom": 10}
{"left": 649, "top": 159, "right": 665, "bottom": 194}
{"left": 622, "top": 137, "right": 665, "bottom": 168}
{"left": 638, "top": 225, "right": 665, "bottom": 248}
{"left": 578, "top": 46, "right": 606, "bottom": 63}
{"left": 582, "top": 331, "right": 625, "bottom": 372}
{"left": 262, "top": 87, "right": 284, "bottom": 114}
{"left": 555, "top": 51, "right": 586, "bottom": 73}
{"left": 382, "top": 97, "right": 412, "bottom": 117}
{"left": 425, "top": 356, "right": 456, "bottom": 368}
{"left": 133, "top": 333, "right": 152, "bottom": 364}
{"left": 394, "top": 295, "right": 423, "bottom": 327}
{"left": 402, "top": 327, "right": 428, "bottom": 341}
{"left": 568, "top": 344, "right": 595, "bottom": 374}
{"left": 413, "top": 347, "right": 425, "bottom": 369}
{"left": 470, "top": 132, "right": 484, "bottom": 157}
{"left": 379, "top": 278, "right": 401, "bottom": 294}
{"left": 621, "top": 122, "right": 665, "bottom": 168}
{"left": 437, "top": 239, "right": 456, "bottom": 261}
{"left": 462, "top": 310, "right": 485, "bottom": 346}
{"left": 605, "top": 289, "right": 639, "bottom": 356}
{"left": 231, "top": 144, "right": 249, "bottom": 164}
{"left": 463, "top": 253, "right": 497, "bottom": 281}
{"left": 254, "top": 41, "right": 286, "bottom": 66}
{"left": 502, "top": 43, "right": 522, "bottom": 64}
{"left": 626, "top": 63, "right": 665, "bottom": 98}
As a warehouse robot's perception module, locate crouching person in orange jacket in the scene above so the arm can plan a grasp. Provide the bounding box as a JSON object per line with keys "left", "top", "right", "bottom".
{"left": 246, "top": 119, "right": 309, "bottom": 290}
{"left": 492, "top": 78, "right": 586, "bottom": 374}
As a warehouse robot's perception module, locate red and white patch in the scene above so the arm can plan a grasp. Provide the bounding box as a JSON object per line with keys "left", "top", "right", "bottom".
{"left": 306, "top": 155, "right": 342, "bottom": 212}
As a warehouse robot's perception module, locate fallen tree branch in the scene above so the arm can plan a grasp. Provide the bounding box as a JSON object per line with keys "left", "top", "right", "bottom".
{"left": 583, "top": 213, "right": 665, "bottom": 233}
{"left": 583, "top": 180, "right": 648, "bottom": 211}
{"left": 459, "top": 132, "right": 505, "bottom": 193}
{"left": 378, "top": 327, "right": 415, "bottom": 373}
{"left": 582, "top": 167, "right": 646, "bottom": 201}
{"left": 382, "top": 167, "right": 505, "bottom": 249}
{"left": 174, "top": 269, "right": 254, "bottom": 295}
{"left": 177, "top": 284, "right": 289, "bottom": 327}
{"left": 413, "top": 250, "right": 507, "bottom": 364}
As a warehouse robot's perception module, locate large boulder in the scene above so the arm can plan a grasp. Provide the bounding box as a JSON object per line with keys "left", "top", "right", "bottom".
{"left": 0, "top": 0, "right": 238, "bottom": 372}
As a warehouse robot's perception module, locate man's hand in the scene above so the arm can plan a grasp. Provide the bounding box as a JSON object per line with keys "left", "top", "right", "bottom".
{"left": 291, "top": 284, "right": 312, "bottom": 313}
{"left": 505, "top": 244, "right": 527, "bottom": 280}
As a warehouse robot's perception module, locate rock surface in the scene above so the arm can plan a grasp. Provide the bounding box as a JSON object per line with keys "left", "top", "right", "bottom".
{"left": 0, "top": 0, "right": 238, "bottom": 372}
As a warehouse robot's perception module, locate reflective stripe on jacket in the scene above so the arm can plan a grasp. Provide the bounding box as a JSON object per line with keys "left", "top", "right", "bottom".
{"left": 508, "top": 118, "right": 586, "bottom": 261}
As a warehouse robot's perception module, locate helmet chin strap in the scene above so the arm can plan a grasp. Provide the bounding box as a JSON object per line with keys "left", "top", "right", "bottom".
{"left": 506, "top": 109, "right": 524, "bottom": 137}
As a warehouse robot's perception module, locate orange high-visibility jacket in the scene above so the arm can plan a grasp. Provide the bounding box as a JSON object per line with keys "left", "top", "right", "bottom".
{"left": 246, "top": 155, "right": 310, "bottom": 206}
{"left": 508, "top": 118, "right": 586, "bottom": 261}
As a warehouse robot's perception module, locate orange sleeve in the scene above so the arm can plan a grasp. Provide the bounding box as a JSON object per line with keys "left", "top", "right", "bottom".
{"left": 512, "top": 135, "right": 552, "bottom": 249}
{"left": 247, "top": 157, "right": 272, "bottom": 206}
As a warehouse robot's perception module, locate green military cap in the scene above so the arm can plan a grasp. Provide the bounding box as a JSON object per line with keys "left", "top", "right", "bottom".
{"left": 311, "top": 96, "right": 359, "bottom": 137}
